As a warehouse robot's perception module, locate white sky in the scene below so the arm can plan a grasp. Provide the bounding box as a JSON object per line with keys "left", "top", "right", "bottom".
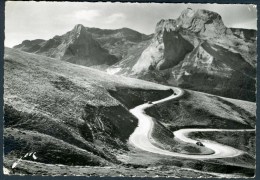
{"left": 5, "top": 2, "right": 257, "bottom": 47}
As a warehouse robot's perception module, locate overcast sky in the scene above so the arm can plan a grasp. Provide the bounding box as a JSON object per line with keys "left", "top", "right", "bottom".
{"left": 5, "top": 2, "right": 257, "bottom": 47}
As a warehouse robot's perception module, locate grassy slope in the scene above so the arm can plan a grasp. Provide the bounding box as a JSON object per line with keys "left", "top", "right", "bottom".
{"left": 4, "top": 47, "right": 256, "bottom": 176}
{"left": 146, "top": 90, "right": 255, "bottom": 130}
{"left": 145, "top": 89, "right": 255, "bottom": 173}
{"left": 188, "top": 131, "right": 255, "bottom": 157}
{"left": 3, "top": 159, "right": 220, "bottom": 177}
{"left": 4, "top": 47, "right": 172, "bottom": 166}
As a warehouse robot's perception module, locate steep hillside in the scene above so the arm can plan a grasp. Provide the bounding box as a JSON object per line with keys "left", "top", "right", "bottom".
{"left": 146, "top": 90, "right": 255, "bottom": 130}
{"left": 168, "top": 41, "right": 256, "bottom": 101}
{"left": 142, "top": 88, "right": 255, "bottom": 156}
{"left": 142, "top": 89, "right": 255, "bottom": 174}
{"left": 4, "top": 48, "right": 255, "bottom": 177}
{"left": 108, "top": 8, "right": 256, "bottom": 102}
{"left": 4, "top": 47, "right": 173, "bottom": 167}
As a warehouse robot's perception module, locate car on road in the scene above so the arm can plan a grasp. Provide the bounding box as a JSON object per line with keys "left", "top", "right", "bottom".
{"left": 196, "top": 141, "right": 204, "bottom": 146}
{"left": 169, "top": 89, "right": 177, "bottom": 95}
{"left": 147, "top": 101, "right": 153, "bottom": 104}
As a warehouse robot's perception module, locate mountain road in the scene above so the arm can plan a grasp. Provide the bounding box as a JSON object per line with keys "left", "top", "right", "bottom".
{"left": 128, "top": 87, "right": 254, "bottom": 159}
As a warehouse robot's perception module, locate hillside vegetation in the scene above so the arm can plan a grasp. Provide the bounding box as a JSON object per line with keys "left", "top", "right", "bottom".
{"left": 4, "top": 47, "right": 173, "bottom": 166}
{"left": 4, "top": 47, "right": 256, "bottom": 177}
{"left": 146, "top": 90, "right": 255, "bottom": 130}
{"left": 144, "top": 89, "right": 255, "bottom": 166}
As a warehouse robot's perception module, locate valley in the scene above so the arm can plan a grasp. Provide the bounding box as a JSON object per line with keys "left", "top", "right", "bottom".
{"left": 4, "top": 6, "right": 256, "bottom": 178}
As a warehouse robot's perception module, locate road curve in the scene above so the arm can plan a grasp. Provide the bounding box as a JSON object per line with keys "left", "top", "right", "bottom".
{"left": 128, "top": 87, "right": 251, "bottom": 159}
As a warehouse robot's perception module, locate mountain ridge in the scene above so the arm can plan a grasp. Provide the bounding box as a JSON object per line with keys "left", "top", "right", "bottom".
{"left": 13, "top": 8, "right": 256, "bottom": 101}
{"left": 107, "top": 8, "right": 256, "bottom": 102}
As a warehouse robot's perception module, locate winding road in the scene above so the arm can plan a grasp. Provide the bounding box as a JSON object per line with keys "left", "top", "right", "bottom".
{"left": 128, "top": 87, "right": 253, "bottom": 159}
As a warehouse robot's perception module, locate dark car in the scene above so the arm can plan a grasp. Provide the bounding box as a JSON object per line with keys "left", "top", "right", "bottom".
{"left": 196, "top": 141, "right": 204, "bottom": 146}
{"left": 170, "top": 89, "right": 177, "bottom": 95}
{"left": 147, "top": 101, "right": 153, "bottom": 104}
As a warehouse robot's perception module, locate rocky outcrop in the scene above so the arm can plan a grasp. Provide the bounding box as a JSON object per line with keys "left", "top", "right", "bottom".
{"left": 131, "top": 8, "right": 238, "bottom": 74}
{"left": 230, "top": 28, "right": 257, "bottom": 41}
{"left": 169, "top": 41, "right": 256, "bottom": 101}
{"left": 129, "top": 8, "right": 256, "bottom": 101}
{"left": 161, "top": 29, "right": 194, "bottom": 70}
{"left": 131, "top": 8, "right": 237, "bottom": 74}
{"left": 176, "top": 8, "right": 233, "bottom": 37}
{"left": 132, "top": 19, "right": 194, "bottom": 73}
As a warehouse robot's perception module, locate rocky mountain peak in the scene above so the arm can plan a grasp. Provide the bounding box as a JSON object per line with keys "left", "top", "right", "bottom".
{"left": 177, "top": 8, "right": 232, "bottom": 36}
{"left": 70, "top": 24, "right": 91, "bottom": 39}
{"left": 125, "top": 8, "right": 256, "bottom": 102}
{"left": 155, "top": 8, "right": 232, "bottom": 37}
{"left": 155, "top": 19, "right": 179, "bottom": 35}
{"left": 73, "top": 24, "right": 85, "bottom": 32}
{"left": 180, "top": 8, "right": 196, "bottom": 17}
{"left": 64, "top": 24, "right": 93, "bottom": 47}
{"left": 178, "top": 8, "right": 221, "bottom": 24}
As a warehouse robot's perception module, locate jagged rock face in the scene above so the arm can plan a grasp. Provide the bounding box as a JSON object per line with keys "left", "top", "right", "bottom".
{"left": 131, "top": 8, "right": 235, "bottom": 74}
{"left": 131, "top": 38, "right": 164, "bottom": 73}
{"left": 168, "top": 41, "right": 256, "bottom": 101}
{"left": 131, "top": 8, "right": 254, "bottom": 74}
{"left": 230, "top": 28, "right": 257, "bottom": 41}
{"left": 60, "top": 25, "right": 118, "bottom": 66}
{"left": 128, "top": 8, "right": 256, "bottom": 101}
{"left": 132, "top": 19, "right": 193, "bottom": 73}
{"left": 176, "top": 41, "right": 255, "bottom": 77}
{"left": 161, "top": 30, "right": 194, "bottom": 70}
{"left": 177, "top": 8, "right": 233, "bottom": 37}
{"left": 155, "top": 19, "right": 178, "bottom": 35}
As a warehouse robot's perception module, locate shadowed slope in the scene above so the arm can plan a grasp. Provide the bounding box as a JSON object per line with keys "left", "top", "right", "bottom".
{"left": 4, "top": 47, "right": 173, "bottom": 166}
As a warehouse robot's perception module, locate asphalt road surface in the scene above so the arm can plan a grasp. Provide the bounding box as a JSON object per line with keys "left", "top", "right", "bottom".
{"left": 128, "top": 87, "right": 250, "bottom": 159}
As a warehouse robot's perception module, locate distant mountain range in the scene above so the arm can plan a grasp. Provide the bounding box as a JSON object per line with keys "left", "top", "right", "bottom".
{"left": 13, "top": 8, "right": 257, "bottom": 102}
{"left": 14, "top": 24, "right": 152, "bottom": 67}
